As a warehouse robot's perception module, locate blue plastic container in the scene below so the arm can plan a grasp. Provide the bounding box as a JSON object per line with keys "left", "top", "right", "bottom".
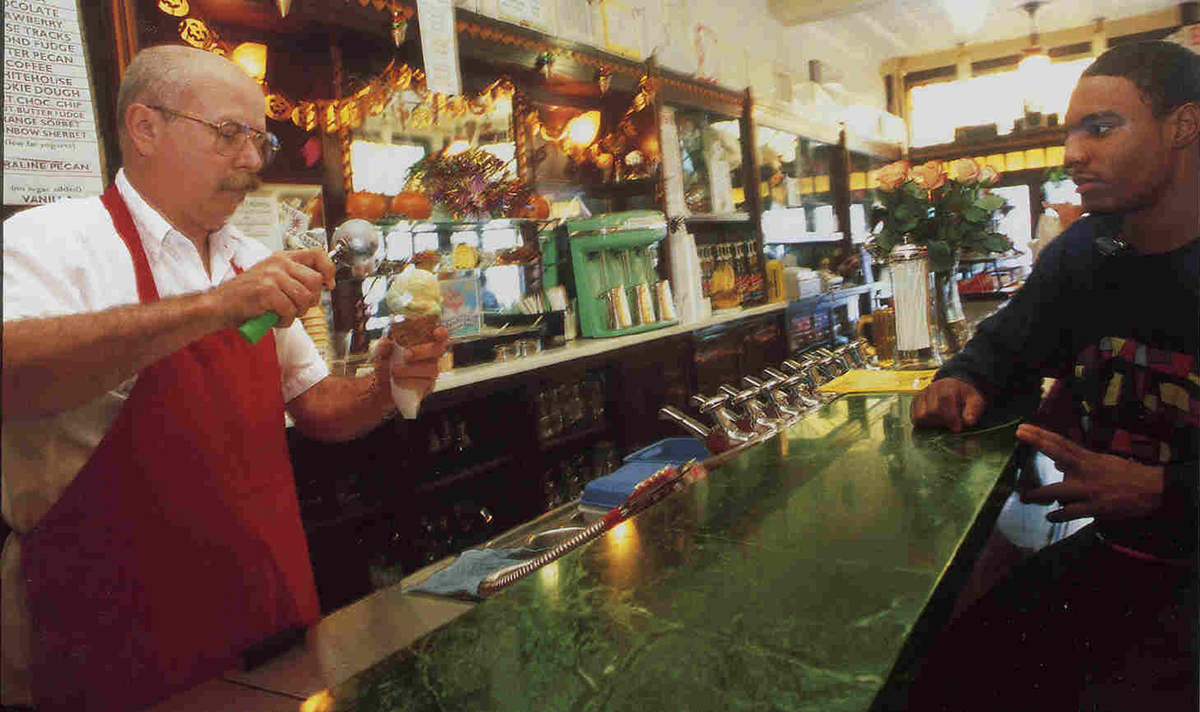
{"left": 623, "top": 437, "right": 710, "bottom": 464}
{"left": 579, "top": 461, "right": 667, "bottom": 512}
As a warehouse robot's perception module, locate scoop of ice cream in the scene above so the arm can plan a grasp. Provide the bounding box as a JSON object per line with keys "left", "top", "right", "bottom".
{"left": 386, "top": 265, "right": 442, "bottom": 316}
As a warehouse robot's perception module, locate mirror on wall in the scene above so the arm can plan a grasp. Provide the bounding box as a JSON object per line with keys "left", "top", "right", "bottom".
{"left": 757, "top": 127, "right": 839, "bottom": 243}
{"left": 672, "top": 108, "right": 745, "bottom": 216}
{"left": 350, "top": 88, "right": 517, "bottom": 196}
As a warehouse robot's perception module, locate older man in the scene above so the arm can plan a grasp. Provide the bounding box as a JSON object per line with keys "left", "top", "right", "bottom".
{"left": 1, "top": 45, "right": 447, "bottom": 710}
{"left": 908, "top": 41, "right": 1198, "bottom": 709}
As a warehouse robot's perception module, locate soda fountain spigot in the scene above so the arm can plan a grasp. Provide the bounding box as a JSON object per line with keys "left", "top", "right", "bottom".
{"left": 764, "top": 367, "right": 821, "bottom": 410}
{"left": 718, "top": 384, "right": 777, "bottom": 435}
{"left": 689, "top": 394, "right": 756, "bottom": 446}
{"left": 659, "top": 406, "right": 737, "bottom": 454}
{"left": 814, "top": 348, "right": 850, "bottom": 376}
{"left": 742, "top": 375, "right": 800, "bottom": 423}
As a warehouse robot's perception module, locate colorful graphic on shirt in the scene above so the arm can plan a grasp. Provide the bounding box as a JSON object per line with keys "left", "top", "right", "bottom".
{"left": 1039, "top": 337, "right": 1199, "bottom": 465}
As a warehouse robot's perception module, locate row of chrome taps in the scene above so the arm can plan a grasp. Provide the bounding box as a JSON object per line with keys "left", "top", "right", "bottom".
{"left": 659, "top": 340, "right": 875, "bottom": 454}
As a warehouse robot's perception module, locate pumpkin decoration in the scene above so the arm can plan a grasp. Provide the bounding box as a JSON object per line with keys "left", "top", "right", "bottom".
{"left": 390, "top": 190, "right": 432, "bottom": 220}
{"left": 519, "top": 194, "right": 551, "bottom": 220}
{"left": 345, "top": 191, "right": 388, "bottom": 221}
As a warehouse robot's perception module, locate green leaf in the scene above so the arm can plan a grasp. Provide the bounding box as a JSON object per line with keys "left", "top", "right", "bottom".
{"left": 976, "top": 193, "right": 1006, "bottom": 212}
{"left": 963, "top": 206, "right": 990, "bottom": 224}
{"left": 985, "top": 232, "right": 1013, "bottom": 253}
{"left": 927, "top": 240, "right": 953, "bottom": 271}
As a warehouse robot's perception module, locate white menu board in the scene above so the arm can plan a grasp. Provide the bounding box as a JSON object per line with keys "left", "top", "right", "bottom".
{"left": 3, "top": 0, "right": 104, "bottom": 205}
{"left": 497, "top": 0, "right": 549, "bottom": 31}
{"left": 417, "top": 0, "right": 462, "bottom": 96}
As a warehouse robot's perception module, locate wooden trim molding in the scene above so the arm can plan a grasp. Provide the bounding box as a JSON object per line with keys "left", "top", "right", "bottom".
{"left": 111, "top": 0, "right": 139, "bottom": 78}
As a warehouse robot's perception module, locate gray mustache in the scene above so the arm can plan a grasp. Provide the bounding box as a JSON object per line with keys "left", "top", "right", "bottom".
{"left": 220, "top": 174, "right": 261, "bottom": 192}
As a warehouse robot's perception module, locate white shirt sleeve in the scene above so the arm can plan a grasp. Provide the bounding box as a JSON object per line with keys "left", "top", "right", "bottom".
{"left": 2, "top": 198, "right": 138, "bottom": 322}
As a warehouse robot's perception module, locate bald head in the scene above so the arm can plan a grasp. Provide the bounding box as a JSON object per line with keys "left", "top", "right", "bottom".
{"left": 116, "top": 45, "right": 259, "bottom": 157}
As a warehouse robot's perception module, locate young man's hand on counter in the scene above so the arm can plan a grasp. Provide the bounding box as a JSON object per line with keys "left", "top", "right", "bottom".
{"left": 911, "top": 377, "right": 988, "bottom": 433}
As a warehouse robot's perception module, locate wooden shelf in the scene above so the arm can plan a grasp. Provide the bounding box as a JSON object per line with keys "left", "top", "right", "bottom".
{"left": 538, "top": 422, "right": 612, "bottom": 452}
{"left": 909, "top": 127, "right": 1068, "bottom": 163}
{"left": 685, "top": 212, "right": 752, "bottom": 224}
{"left": 304, "top": 500, "right": 388, "bottom": 536}
{"left": 412, "top": 453, "right": 519, "bottom": 496}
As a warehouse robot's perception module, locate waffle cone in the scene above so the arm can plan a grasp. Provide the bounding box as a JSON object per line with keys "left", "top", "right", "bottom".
{"left": 389, "top": 313, "right": 440, "bottom": 347}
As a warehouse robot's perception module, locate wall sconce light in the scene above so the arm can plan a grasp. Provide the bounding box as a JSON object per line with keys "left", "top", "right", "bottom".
{"left": 565, "top": 110, "right": 601, "bottom": 149}
{"left": 231, "top": 42, "right": 268, "bottom": 85}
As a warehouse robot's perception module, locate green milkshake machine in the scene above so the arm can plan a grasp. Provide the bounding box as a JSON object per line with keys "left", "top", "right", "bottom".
{"left": 542, "top": 210, "right": 677, "bottom": 339}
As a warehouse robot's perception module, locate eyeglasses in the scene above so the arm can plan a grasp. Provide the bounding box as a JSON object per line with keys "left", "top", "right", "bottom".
{"left": 147, "top": 105, "right": 280, "bottom": 168}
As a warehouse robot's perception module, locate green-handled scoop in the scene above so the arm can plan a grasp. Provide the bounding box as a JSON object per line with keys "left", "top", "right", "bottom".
{"left": 237, "top": 240, "right": 349, "bottom": 344}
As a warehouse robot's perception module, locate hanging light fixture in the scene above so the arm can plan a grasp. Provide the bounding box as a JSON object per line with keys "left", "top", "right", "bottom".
{"left": 1018, "top": 1, "right": 1051, "bottom": 115}
{"left": 1018, "top": 2, "right": 1051, "bottom": 76}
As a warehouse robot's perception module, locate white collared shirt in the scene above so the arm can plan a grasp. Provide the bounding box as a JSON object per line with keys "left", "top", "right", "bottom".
{"left": 1, "top": 169, "right": 329, "bottom": 533}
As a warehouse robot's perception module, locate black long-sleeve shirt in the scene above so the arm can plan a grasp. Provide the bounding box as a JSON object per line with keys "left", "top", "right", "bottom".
{"left": 937, "top": 214, "right": 1199, "bottom": 558}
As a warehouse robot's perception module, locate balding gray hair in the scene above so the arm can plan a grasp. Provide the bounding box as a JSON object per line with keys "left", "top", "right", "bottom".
{"left": 115, "top": 44, "right": 238, "bottom": 154}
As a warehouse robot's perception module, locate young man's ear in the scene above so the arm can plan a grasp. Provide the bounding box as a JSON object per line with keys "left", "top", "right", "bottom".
{"left": 1168, "top": 102, "right": 1199, "bottom": 150}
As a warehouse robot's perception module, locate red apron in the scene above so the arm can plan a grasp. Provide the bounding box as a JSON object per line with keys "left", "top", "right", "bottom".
{"left": 19, "top": 185, "right": 319, "bottom": 711}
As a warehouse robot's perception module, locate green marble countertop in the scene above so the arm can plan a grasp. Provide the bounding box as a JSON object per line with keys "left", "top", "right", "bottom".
{"left": 330, "top": 393, "right": 1022, "bottom": 712}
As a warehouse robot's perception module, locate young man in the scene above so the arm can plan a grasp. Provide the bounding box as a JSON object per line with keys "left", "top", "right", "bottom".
{"left": 1, "top": 45, "right": 448, "bottom": 710}
{"left": 908, "top": 41, "right": 1198, "bottom": 709}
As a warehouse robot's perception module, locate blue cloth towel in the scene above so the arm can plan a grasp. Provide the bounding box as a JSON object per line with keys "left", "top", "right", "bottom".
{"left": 404, "top": 547, "right": 536, "bottom": 600}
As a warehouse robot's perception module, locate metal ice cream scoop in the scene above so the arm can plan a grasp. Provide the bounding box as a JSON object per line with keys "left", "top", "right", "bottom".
{"left": 237, "top": 219, "right": 381, "bottom": 344}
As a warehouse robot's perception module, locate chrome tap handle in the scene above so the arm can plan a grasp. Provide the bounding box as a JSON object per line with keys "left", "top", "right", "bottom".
{"left": 740, "top": 399, "right": 779, "bottom": 434}
{"left": 690, "top": 393, "right": 727, "bottom": 413}
{"left": 718, "top": 384, "right": 758, "bottom": 408}
{"left": 826, "top": 351, "right": 851, "bottom": 375}
{"left": 806, "top": 358, "right": 836, "bottom": 384}
{"left": 708, "top": 407, "right": 757, "bottom": 445}
{"left": 768, "top": 368, "right": 802, "bottom": 390}
{"left": 658, "top": 406, "right": 712, "bottom": 439}
{"left": 839, "top": 342, "right": 865, "bottom": 369}
{"left": 741, "top": 375, "right": 768, "bottom": 394}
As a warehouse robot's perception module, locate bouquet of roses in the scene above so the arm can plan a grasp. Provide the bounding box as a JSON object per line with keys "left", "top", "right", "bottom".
{"left": 869, "top": 158, "right": 1012, "bottom": 272}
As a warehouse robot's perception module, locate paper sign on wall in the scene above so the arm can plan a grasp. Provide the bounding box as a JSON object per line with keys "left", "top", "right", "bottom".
{"left": 3, "top": 0, "right": 105, "bottom": 206}
{"left": 417, "top": 0, "right": 462, "bottom": 96}
{"left": 601, "top": 0, "right": 642, "bottom": 60}
{"left": 498, "top": 0, "right": 549, "bottom": 31}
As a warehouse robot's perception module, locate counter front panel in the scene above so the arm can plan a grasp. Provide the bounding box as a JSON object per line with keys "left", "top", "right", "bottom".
{"left": 329, "top": 394, "right": 1021, "bottom": 712}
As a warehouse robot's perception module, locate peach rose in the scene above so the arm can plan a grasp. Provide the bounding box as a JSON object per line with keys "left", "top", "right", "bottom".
{"left": 909, "top": 161, "right": 946, "bottom": 192}
{"left": 875, "top": 159, "right": 911, "bottom": 192}
{"left": 979, "top": 165, "right": 1000, "bottom": 185}
{"left": 948, "top": 158, "right": 981, "bottom": 183}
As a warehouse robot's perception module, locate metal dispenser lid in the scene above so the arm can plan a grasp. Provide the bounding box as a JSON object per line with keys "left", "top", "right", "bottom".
{"left": 889, "top": 240, "right": 928, "bottom": 263}
{"left": 565, "top": 210, "right": 667, "bottom": 238}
